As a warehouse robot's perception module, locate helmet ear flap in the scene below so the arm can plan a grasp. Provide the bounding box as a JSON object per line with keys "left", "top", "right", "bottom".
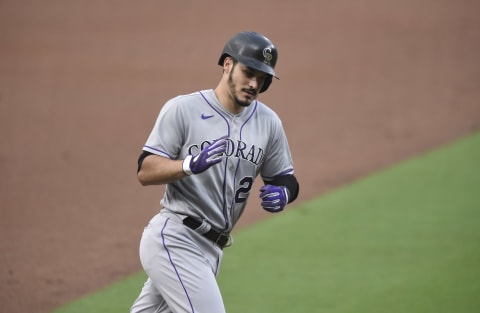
{"left": 260, "top": 75, "right": 272, "bottom": 93}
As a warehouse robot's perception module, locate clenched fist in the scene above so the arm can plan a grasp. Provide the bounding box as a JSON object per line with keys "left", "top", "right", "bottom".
{"left": 259, "top": 184, "right": 289, "bottom": 213}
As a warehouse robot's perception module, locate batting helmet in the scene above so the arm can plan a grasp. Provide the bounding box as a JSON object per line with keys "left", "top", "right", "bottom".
{"left": 218, "top": 31, "right": 279, "bottom": 93}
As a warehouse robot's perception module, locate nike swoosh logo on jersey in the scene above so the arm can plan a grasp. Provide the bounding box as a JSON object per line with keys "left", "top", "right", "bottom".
{"left": 201, "top": 114, "right": 214, "bottom": 120}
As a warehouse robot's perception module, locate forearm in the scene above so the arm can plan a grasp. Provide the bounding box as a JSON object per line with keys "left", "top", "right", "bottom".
{"left": 264, "top": 174, "right": 299, "bottom": 203}
{"left": 137, "top": 154, "right": 186, "bottom": 186}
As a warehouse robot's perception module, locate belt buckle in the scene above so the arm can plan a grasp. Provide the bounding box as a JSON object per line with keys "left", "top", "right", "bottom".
{"left": 216, "top": 233, "right": 233, "bottom": 248}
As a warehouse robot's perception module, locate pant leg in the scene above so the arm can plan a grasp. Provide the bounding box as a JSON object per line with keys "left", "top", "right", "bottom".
{"left": 132, "top": 212, "right": 225, "bottom": 313}
{"left": 130, "top": 278, "right": 171, "bottom": 313}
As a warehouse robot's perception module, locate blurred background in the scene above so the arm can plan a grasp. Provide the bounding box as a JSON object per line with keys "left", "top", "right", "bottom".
{"left": 1, "top": 1, "right": 479, "bottom": 312}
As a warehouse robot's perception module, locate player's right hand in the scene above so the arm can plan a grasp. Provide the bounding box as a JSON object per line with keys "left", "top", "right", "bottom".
{"left": 182, "top": 135, "right": 228, "bottom": 176}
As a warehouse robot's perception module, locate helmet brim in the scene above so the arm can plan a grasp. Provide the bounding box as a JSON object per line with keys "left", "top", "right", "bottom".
{"left": 237, "top": 56, "right": 279, "bottom": 79}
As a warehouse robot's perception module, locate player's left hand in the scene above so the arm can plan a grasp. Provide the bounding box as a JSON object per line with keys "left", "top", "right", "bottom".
{"left": 259, "top": 185, "right": 289, "bottom": 213}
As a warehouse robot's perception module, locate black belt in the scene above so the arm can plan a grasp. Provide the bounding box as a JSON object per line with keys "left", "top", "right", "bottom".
{"left": 183, "top": 216, "right": 231, "bottom": 248}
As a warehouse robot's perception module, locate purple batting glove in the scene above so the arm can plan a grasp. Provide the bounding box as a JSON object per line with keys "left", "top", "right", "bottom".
{"left": 182, "top": 136, "right": 227, "bottom": 175}
{"left": 259, "top": 184, "right": 289, "bottom": 213}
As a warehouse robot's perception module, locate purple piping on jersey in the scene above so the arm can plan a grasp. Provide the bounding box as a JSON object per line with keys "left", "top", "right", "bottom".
{"left": 228, "top": 100, "right": 258, "bottom": 220}
{"left": 199, "top": 91, "right": 232, "bottom": 230}
{"left": 262, "top": 168, "right": 295, "bottom": 180}
{"left": 143, "top": 145, "right": 174, "bottom": 159}
{"left": 161, "top": 218, "right": 196, "bottom": 313}
{"left": 198, "top": 91, "right": 231, "bottom": 134}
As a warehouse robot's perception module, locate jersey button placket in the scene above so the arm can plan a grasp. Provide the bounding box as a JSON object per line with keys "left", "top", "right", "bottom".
{"left": 229, "top": 118, "right": 239, "bottom": 171}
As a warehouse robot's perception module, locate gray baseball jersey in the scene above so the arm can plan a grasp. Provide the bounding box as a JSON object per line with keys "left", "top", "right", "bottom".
{"left": 143, "top": 89, "right": 295, "bottom": 232}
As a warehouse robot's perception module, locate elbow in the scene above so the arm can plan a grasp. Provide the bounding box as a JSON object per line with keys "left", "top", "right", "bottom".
{"left": 137, "top": 170, "right": 151, "bottom": 186}
{"left": 137, "top": 151, "right": 154, "bottom": 186}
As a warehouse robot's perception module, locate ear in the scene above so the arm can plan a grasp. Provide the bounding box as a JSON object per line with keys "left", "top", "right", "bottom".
{"left": 223, "top": 57, "right": 233, "bottom": 73}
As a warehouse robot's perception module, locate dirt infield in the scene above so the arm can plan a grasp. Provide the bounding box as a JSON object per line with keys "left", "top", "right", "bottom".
{"left": 1, "top": 1, "right": 480, "bottom": 312}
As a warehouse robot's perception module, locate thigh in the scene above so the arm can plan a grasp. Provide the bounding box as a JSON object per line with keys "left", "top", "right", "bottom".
{"left": 140, "top": 214, "right": 226, "bottom": 313}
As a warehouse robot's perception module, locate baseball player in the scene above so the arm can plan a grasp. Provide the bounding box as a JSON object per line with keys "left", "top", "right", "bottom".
{"left": 130, "top": 31, "right": 299, "bottom": 313}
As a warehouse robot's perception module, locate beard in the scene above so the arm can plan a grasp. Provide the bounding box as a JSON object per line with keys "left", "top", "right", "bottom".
{"left": 227, "top": 68, "right": 256, "bottom": 107}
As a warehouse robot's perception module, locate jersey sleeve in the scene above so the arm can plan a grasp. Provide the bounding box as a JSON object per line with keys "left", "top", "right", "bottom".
{"left": 260, "top": 115, "right": 295, "bottom": 180}
{"left": 143, "top": 99, "right": 184, "bottom": 159}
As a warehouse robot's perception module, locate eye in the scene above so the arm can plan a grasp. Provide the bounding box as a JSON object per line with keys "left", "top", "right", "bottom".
{"left": 244, "top": 68, "right": 256, "bottom": 78}
{"left": 244, "top": 67, "right": 267, "bottom": 83}
{"left": 258, "top": 74, "right": 267, "bottom": 83}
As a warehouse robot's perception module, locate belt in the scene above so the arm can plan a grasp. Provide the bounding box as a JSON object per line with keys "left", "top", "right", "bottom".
{"left": 183, "top": 216, "right": 231, "bottom": 249}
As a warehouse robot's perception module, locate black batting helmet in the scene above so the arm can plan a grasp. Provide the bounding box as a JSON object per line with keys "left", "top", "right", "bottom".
{"left": 218, "top": 31, "right": 279, "bottom": 93}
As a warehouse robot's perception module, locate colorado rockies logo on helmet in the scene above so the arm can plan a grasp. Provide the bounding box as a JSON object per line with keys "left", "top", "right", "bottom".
{"left": 262, "top": 47, "right": 273, "bottom": 65}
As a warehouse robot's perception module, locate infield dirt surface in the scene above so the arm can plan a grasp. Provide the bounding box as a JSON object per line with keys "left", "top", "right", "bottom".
{"left": 1, "top": 1, "right": 480, "bottom": 312}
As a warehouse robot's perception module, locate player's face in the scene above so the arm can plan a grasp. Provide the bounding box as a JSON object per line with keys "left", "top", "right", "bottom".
{"left": 227, "top": 62, "right": 267, "bottom": 107}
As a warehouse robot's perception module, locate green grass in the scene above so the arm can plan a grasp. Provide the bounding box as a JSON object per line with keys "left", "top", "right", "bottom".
{"left": 51, "top": 272, "right": 146, "bottom": 313}
{"left": 52, "top": 131, "right": 480, "bottom": 313}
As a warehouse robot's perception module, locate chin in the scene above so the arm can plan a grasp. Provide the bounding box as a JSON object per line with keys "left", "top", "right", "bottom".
{"left": 237, "top": 101, "right": 252, "bottom": 107}
{"left": 234, "top": 96, "right": 253, "bottom": 107}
